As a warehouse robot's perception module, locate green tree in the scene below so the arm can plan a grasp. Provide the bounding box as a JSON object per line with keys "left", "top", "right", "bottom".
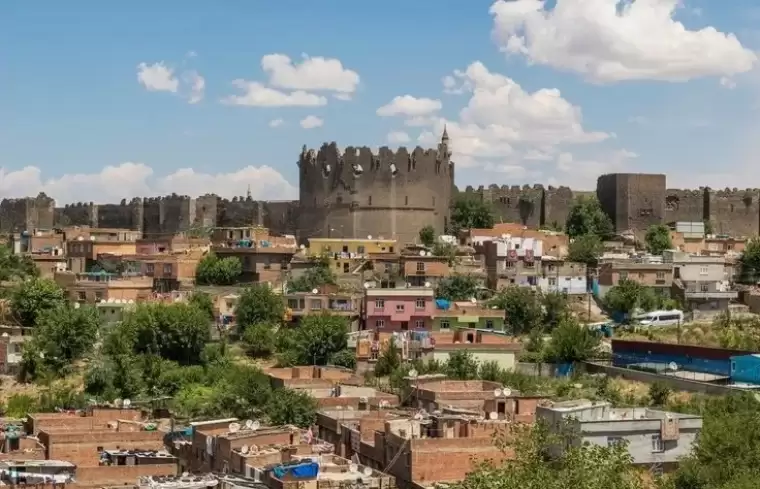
{"left": 265, "top": 389, "right": 318, "bottom": 428}
{"left": 436, "top": 274, "right": 479, "bottom": 301}
{"left": 374, "top": 338, "right": 401, "bottom": 377}
{"left": 567, "top": 234, "right": 603, "bottom": 265}
{"left": 603, "top": 279, "right": 656, "bottom": 321}
{"left": 645, "top": 224, "right": 673, "bottom": 255}
{"left": 11, "top": 278, "right": 66, "bottom": 327}
{"left": 648, "top": 381, "right": 671, "bottom": 406}
{"left": 195, "top": 253, "right": 242, "bottom": 286}
{"left": 328, "top": 349, "right": 356, "bottom": 370}
{"left": 454, "top": 421, "right": 645, "bottom": 489}
{"left": 235, "top": 284, "right": 284, "bottom": 331}
{"left": 739, "top": 237, "right": 760, "bottom": 284}
{"left": 445, "top": 351, "right": 480, "bottom": 380}
{"left": 19, "top": 304, "right": 100, "bottom": 380}
{"left": 419, "top": 225, "right": 436, "bottom": 247}
{"left": 449, "top": 197, "right": 494, "bottom": 234}
{"left": 543, "top": 318, "right": 600, "bottom": 363}
{"left": 242, "top": 323, "right": 276, "bottom": 358}
{"left": 0, "top": 246, "right": 39, "bottom": 283}
{"left": 287, "top": 256, "right": 336, "bottom": 292}
{"left": 188, "top": 291, "right": 215, "bottom": 321}
{"left": 565, "top": 196, "right": 613, "bottom": 239}
{"left": 542, "top": 291, "right": 570, "bottom": 330}
{"left": 119, "top": 302, "right": 211, "bottom": 365}
{"left": 432, "top": 241, "right": 459, "bottom": 266}
{"left": 489, "top": 286, "right": 543, "bottom": 335}
{"left": 277, "top": 313, "right": 349, "bottom": 366}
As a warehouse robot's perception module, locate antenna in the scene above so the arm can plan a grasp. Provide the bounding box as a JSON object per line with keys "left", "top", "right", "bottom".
{"left": 349, "top": 463, "right": 358, "bottom": 473}
{"left": 229, "top": 422, "right": 241, "bottom": 433}
{"left": 240, "top": 445, "right": 249, "bottom": 455}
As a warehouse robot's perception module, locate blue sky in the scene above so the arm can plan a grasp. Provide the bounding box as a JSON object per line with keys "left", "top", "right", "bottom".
{"left": 2, "top": 0, "right": 760, "bottom": 203}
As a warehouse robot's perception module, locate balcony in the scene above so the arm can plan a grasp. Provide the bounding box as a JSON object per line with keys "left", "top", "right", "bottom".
{"left": 655, "top": 279, "right": 668, "bottom": 285}
{"left": 684, "top": 290, "right": 738, "bottom": 300}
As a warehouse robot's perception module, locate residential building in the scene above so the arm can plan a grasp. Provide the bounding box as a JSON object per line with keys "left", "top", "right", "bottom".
{"left": 284, "top": 289, "right": 361, "bottom": 330}
{"left": 307, "top": 238, "right": 398, "bottom": 276}
{"left": 95, "top": 299, "right": 135, "bottom": 325}
{"left": 261, "top": 453, "right": 394, "bottom": 489}
{"left": 212, "top": 244, "right": 296, "bottom": 284}
{"left": 664, "top": 251, "right": 738, "bottom": 315}
{"left": 265, "top": 366, "right": 361, "bottom": 390}
{"left": 538, "top": 257, "right": 587, "bottom": 295}
{"left": 55, "top": 271, "right": 153, "bottom": 304}
{"left": 10, "top": 229, "right": 67, "bottom": 277}
{"left": 431, "top": 302, "right": 506, "bottom": 331}
{"left": 463, "top": 223, "right": 569, "bottom": 259}
{"left": 136, "top": 236, "right": 210, "bottom": 254}
{"left": 364, "top": 287, "right": 435, "bottom": 331}
{"left": 537, "top": 399, "right": 702, "bottom": 470}
{"left": 597, "top": 261, "right": 674, "bottom": 298}
{"left": 482, "top": 238, "right": 541, "bottom": 290}
{"left": 0, "top": 326, "right": 32, "bottom": 374}
{"left": 66, "top": 228, "right": 141, "bottom": 264}
{"left": 0, "top": 461, "right": 75, "bottom": 487}
{"left": 400, "top": 254, "right": 450, "bottom": 288}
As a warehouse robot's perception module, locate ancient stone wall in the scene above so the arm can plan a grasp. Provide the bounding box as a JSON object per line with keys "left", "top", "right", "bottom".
{"left": 0, "top": 193, "right": 54, "bottom": 233}
{"left": 708, "top": 188, "right": 760, "bottom": 237}
{"left": 596, "top": 174, "right": 667, "bottom": 232}
{"left": 297, "top": 141, "right": 454, "bottom": 243}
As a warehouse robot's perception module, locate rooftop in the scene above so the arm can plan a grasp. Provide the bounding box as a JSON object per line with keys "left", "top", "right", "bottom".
{"left": 543, "top": 399, "right": 701, "bottom": 421}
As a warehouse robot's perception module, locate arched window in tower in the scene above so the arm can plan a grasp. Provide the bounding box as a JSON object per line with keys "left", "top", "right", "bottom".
{"left": 405, "top": 196, "right": 409, "bottom": 205}
{"left": 368, "top": 196, "right": 372, "bottom": 206}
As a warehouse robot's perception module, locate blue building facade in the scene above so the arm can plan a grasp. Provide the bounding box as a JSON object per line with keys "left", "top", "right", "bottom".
{"left": 729, "top": 354, "right": 760, "bottom": 384}
{"left": 612, "top": 339, "right": 753, "bottom": 377}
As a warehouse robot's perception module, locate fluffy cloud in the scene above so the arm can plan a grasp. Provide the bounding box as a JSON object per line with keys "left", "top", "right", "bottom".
{"left": 262, "top": 54, "right": 360, "bottom": 94}
{"left": 300, "top": 115, "right": 324, "bottom": 129}
{"left": 387, "top": 131, "right": 411, "bottom": 144}
{"left": 377, "top": 96, "right": 443, "bottom": 117}
{"left": 137, "top": 61, "right": 206, "bottom": 103}
{"left": 222, "top": 81, "right": 327, "bottom": 107}
{"left": 490, "top": 0, "right": 757, "bottom": 83}
{"left": 0, "top": 163, "right": 297, "bottom": 204}
{"left": 269, "top": 118, "right": 285, "bottom": 128}
{"left": 137, "top": 62, "right": 179, "bottom": 92}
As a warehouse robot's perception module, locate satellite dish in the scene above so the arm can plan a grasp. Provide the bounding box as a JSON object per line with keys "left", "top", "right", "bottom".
{"left": 347, "top": 406, "right": 354, "bottom": 411}
{"left": 114, "top": 398, "right": 122, "bottom": 407}
{"left": 408, "top": 369, "right": 418, "bottom": 378}
{"left": 349, "top": 463, "right": 358, "bottom": 473}
{"left": 229, "top": 422, "right": 241, "bottom": 433}
{"left": 74, "top": 302, "right": 80, "bottom": 309}
{"left": 668, "top": 362, "right": 679, "bottom": 372}
{"left": 240, "top": 445, "right": 249, "bottom": 454}
{"left": 359, "top": 397, "right": 368, "bottom": 403}
{"left": 502, "top": 388, "right": 512, "bottom": 397}
{"left": 493, "top": 388, "right": 502, "bottom": 397}
{"left": 363, "top": 282, "right": 371, "bottom": 289}
{"left": 182, "top": 472, "right": 189, "bottom": 478}
{"left": 1, "top": 333, "right": 8, "bottom": 338}
{"left": 244, "top": 420, "right": 254, "bottom": 430}
{"left": 367, "top": 235, "right": 372, "bottom": 240}
{"left": 419, "top": 250, "right": 426, "bottom": 256}
{"left": 489, "top": 412, "right": 498, "bottom": 420}
{"left": 251, "top": 445, "right": 259, "bottom": 453}
{"left": 312, "top": 288, "right": 319, "bottom": 294}
{"left": 300, "top": 244, "right": 306, "bottom": 250}
{"left": 424, "top": 281, "right": 431, "bottom": 288}
{"left": 470, "top": 297, "right": 477, "bottom": 303}
{"left": 123, "top": 399, "right": 131, "bottom": 408}
{"left": 251, "top": 420, "right": 260, "bottom": 431}
{"left": 127, "top": 299, "right": 134, "bottom": 304}
{"left": 100, "top": 299, "right": 106, "bottom": 304}
{"left": 362, "top": 467, "right": 372, "bottom": 477}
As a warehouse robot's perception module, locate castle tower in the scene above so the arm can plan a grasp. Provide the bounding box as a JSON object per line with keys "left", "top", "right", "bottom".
{"left": 297, "top": 139, "right": 454, "bottom": 243}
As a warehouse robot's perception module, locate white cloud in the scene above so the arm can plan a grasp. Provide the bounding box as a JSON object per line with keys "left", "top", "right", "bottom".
{"left": 387, "top": 131, "right": 411, "bottom": 144}
{"left": 137, "top": 61, "right": 205, "bottom": 103}
{"left": 377, "top": 96, "right": 443, "bottom": 117}
{"left": 137, "top": 62, "right": 179, "bottom": 92}
{"left": 261, "top": 54, "right": 360, "bottom": 94}
{"left": 184, "top": 71, "right": 205, "bottom": 104}
{"left": 720, "top": 76, "right": 737, "bottom": 89}
{"left": 269, "top": 118, "right": 285, "bottom": 128}
{"left": 222, "top": 80, "right": 327, "bottom": 107}
{"left": 490, "top": 0, "right": 757, "bottom": 83}
{"left": 300, "top": 115, "right": 324, "bottom": 129}
{"left": 333, "top": 93, "right": 352, "bottom": 101}
{"left": 550, "top": 149, "right": 638, "bottom": 189}
{"left": 0, "top": 163, "right": 297, "bottom": 204}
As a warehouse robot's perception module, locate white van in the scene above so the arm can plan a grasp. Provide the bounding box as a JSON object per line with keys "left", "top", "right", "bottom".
{"left": 634, "top": 309, "right": 684, "bottom": 327}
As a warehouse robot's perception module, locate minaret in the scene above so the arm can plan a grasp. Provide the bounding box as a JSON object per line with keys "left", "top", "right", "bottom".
{"left": 246, "top": 184, "right": 252, "bottom": 200}
{"left": 441, "top": 124, "right": 449, "bottom": 147}
{"left": 439, "top": 125, "right": 451, "bottom": 161}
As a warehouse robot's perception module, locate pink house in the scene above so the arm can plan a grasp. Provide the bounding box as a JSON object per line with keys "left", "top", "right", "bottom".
{"left": 364, "top": 288, "right": 435, "bottom": 331}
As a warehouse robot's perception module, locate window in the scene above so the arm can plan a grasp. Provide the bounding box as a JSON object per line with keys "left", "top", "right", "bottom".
{"left": 415, "top": 320, "right": 425, "bottom": 329}
{"left": 396, "top": 304, "right": 405, "bottom": 313}
{"left": 656, "top": 271, "right": 665, "bottom": 279}
{"left": 368, "top": 196, "right": 372, "bottom": 205}
{"left": 415, "top": 298, "right": 425, "bottom": 310}
{"left": 651, "top": 435, "right": 664, "bottom": 452}
{"left": 485, "top": 320, "right": 494, "bottom": 329}
{"left": 619, "top": 271, "right": 628, "bottom": 280}
{"left": 310, "top": 299, "right": 322, "bottom": 310}
{"left": 9, "top": 438, "right": 19, "bottom": 451}
{"left": 607, "top": 437, "right": 625, "bottom": 448}
{"left": 548, "top": 277, "right": 557, "bottom": 286}
{"left": 389, "top": 246, "right": 394, "bottom": 253}
{"left": 375, "top": 299, "right": 385, "bottom": 309}
{"left": 287, "top": 299, "right": 302, "bottom": 310}
{"left": 700, "top": 283, "right": 709, "bottom": 292}
{"left": 416, "top": 262, "right": 425, "bottom": 272}
{"left": 358, "top": 245, "right": 366, "bottom": 254}
{"left": 163, "top": 264, "right": 173, "bottom": 275}
{"left": 385, "top": 263, "right": 392, "bottom": 273}
{"left": 94, "top": 291, "right": 103, "bottom": 301}
{"left": 146, "top": 263, "right": 155, "bottom": 274}
{"left": 700, "top": 266, "right": 708, "bottom": 275}
{"left": 405, "top": 196, "right": 409, "bottom": 205}
{"left": 375, "top": 319, "right": 385, "bottom": 328}
{"left": 440, "top": 320, "right": 450, "bottom": 329}
{"left": 77, "top": 291, "right": 86, "bottom": 302}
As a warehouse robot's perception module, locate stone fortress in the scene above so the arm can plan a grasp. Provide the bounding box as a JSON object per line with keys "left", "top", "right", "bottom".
{"left": 1, "top": 130, "right": 759, "bottom": 239}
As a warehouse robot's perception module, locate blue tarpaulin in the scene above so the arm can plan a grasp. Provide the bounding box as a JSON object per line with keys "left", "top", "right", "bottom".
{"left": 435, "top": 299, "right": 451, "bottom": 310}
{"left": 272, "top": 461, "right": 319, "bottom": 479}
